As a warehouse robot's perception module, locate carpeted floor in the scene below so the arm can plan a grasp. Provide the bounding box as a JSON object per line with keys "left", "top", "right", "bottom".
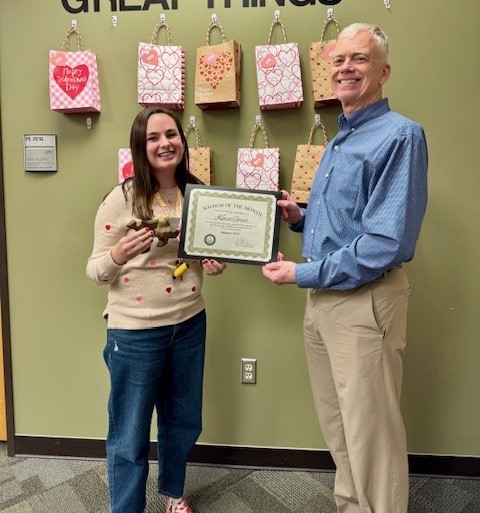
{"left": 1, "top": 443, "right": 480, "bottom": 512}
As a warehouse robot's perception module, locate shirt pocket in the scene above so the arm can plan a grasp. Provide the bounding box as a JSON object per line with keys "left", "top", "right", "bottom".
{"left": 323, "top": 156, "right": 364, "bottom": 217}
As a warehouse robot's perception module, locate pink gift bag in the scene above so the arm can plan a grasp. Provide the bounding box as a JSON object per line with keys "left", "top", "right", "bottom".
{"left": 49, "top": 27, "right": 101, "bottom": 113}
{"left": 237, "top": 118, "right": 279, "bottom": 191}
{"left": 118, "top": 148, "right": 134, "bottom": 183}
{"left": 138, "top": 19, "right": 185, "bottom": 109}
{"left": 255, "top": 13, "right": 303, "bottom": 110}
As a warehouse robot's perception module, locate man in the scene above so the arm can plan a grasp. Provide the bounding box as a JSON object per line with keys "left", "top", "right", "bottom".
{"left": 262, "top": 24, "right": 428, "bottom": 513}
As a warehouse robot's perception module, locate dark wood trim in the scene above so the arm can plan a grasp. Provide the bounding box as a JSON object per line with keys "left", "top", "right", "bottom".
{"left": 188, "top": 444, "right": 335, "bottom": 471}
{"left": 0, "top": 102, "right": 16, "bottom": 456}
{"left": 11, "top": 436, "right": 480, "bottom": 479}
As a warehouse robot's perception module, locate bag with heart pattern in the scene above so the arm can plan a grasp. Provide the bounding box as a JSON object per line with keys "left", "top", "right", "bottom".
{"left": 290, "top": 117, "right": 329, "bottom": 205}
{"left": 236, "top": 118, "right": 279, "bottom": 192}
{"left": 118, "top": 148, "right": 134, "bottom": 184}
{"left": 255, "top": 13, "right": 303, "bottom": 110}
{"left": 49, "top": 27, "right": 101, "bottom": 113}
{"left": 184, "top": 120, "right": 212, "bottom": 185}
{"left": 194, "top": 18, "right": 241, "bottom": 110}
{"left": 138, "top": 19, "right": 185, "bottom": 109}
{"left": 309, "top": 12, "right": 341, "bottom": 108}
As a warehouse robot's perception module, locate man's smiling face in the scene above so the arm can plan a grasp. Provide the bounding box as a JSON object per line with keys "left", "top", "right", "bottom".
{"left": 331, "top": 30, "right": 391, "bottom": 115}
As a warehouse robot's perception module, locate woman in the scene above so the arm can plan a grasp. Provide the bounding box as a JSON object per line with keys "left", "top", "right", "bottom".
{"left": 86, "top": 107, "right": 226, "bottom": 513}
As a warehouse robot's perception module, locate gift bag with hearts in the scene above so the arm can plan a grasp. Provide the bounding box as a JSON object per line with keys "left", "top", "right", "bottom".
{"left": 309, "top": 12, "right": 341, "bottom": 108}
{"left": 195, "top": 17, "right": 241, "bottom": 110}
{"left": 118, "top": 148, "right": 134, "bottom": 184}
{"left": 49, "top": 27, "right": 101, "bottom": 113}
{"left": 291, "top": 117, "right": 329, "bottom": 205}
{"left": 237, "top": 118, "right": 279, "bottom": 191}
{"left": 138, "top": 19, "right": 185, "bottom": 109}
{"left": 184, "top": 119, "right": 212, "bottom": 185}
{"left": 255, "top": 12, "right": 303, "bottom": 110}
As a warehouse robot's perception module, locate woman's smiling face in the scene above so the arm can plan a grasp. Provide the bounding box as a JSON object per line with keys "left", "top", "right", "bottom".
{"left": 146, "top": 113, "right": 185, "bottom": 176}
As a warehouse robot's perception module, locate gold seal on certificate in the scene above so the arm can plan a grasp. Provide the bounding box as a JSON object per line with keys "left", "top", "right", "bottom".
{"left": 179, "top": 185, "right": 281, "bottom": 265}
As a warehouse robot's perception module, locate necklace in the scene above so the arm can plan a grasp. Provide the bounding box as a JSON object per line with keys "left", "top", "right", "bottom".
{"left": 154, "top": 187, "right": 181, "bottom": 217}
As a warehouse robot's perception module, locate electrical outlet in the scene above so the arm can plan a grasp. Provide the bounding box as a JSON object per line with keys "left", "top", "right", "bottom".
{"left": 241, "top": 358, "right": 257, "bottom": 384}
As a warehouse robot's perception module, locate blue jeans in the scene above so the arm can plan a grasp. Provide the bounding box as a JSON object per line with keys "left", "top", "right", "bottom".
{"left": 103, "top": 310, "right": 206, "bottom": 513}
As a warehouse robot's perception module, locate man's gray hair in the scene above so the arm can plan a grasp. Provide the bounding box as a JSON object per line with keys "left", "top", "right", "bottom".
{"left": 338, "top": 23, "right": 389, "bottom": 60}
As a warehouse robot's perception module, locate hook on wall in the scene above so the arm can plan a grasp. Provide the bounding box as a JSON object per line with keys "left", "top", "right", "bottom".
{"left": 384, "top": 0, "right": 391, "bottom": 8}
{"left": 111, "top": 15, "right": 118, "bottom": 28}
{"left": 86, "top": 117, "right": 92, "bottom": 129}
{"left": 274, "top": 10, "right": 280, "bottom": 22}
{"left": 71, "top": 19, "right": 77, "bottom": 29}
{"left": 327, "top": 8, "right": 334, "bottom": 19}
{"left": 190, "top": 116, "right": 196, "bottom": 127}
{"left": 211, "top": 13, "right": 217, "bottom": 24}
{"left": 160, "top": 13, "right": 166, "bottom": 23}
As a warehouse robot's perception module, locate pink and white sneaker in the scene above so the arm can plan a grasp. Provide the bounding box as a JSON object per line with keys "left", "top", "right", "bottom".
{"left": 165, "top": 496, "right": 193, "bottom": 513}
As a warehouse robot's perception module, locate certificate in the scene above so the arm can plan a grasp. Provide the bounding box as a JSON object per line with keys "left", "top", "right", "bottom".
{"left": 179, "top": 185, "right": 281, "bottom": 265}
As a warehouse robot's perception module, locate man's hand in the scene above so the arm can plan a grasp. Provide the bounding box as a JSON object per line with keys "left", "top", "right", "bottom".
{"left": 278, "top": 190, "right": 304, "bottom": 225}
{"left": 262, "top": 252, "right": 296, "bottom": 285}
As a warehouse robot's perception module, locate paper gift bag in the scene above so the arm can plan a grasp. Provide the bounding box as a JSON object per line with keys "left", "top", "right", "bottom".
{"left": 138, "top": 20, "right": 185, "bottom": 109}
{"left": 237, "top": 118, "right": 279, "bottom": 192}
{"left": 309, "top": 13, "right": 341, "bottom": 108}
{"left": 255, "top": 13, "right": 303, "bottom": 110}
{"left": 195, "top": 18, "right": 241, "bottom": 110}
{"left": 49, "top": 27, "right": 101, "bottom": 113}
{"left": 184, "top": 119, "right": 212, "bottom": 185}
{"left": 290, "top": 117, "right": 329, "bottom": 205}
{"left": 118, "top": 148, "right": 134, "bottom": 184}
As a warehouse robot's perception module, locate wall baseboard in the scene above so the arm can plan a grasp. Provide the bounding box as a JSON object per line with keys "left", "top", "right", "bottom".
{"left": 11, "top": 436, "right": 480, "bottom": 479}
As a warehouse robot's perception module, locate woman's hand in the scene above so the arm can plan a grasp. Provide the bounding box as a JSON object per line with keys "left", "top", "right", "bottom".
{"left": 110, "top": 228, "right": 154, "bottom": 266}
{"left": 202, "top": 259, "right": 227, "bottom": 276}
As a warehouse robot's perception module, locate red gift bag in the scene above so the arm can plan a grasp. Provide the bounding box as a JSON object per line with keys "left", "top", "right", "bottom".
{"left": 255, "top": 12, "right": 303, "bottom": 110}
{"left": 195, "top": 18, "right": 241, "bottom": 110}
{"left": 49, "top": 27, "right": 101, "bottom": 113}
{"left": 237, "top": 118, "right": 279, "bottom": 191}
{"left": 309, "top": 12, "right": 341, "bottom": 108}
{"left": 138, "top": 19, "right": 185, "bottom": 110}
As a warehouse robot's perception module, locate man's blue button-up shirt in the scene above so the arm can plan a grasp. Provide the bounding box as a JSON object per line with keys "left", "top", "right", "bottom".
{"left": 294, "top": 98, "right": 428, "bottom": 290}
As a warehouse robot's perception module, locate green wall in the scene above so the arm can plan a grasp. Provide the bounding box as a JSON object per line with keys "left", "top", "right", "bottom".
{"left": 1, "top": 0, "right": 479, "bottom": 456}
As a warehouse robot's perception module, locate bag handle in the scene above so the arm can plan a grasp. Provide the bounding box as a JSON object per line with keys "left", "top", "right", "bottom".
{"left": 320, "top": 12, "right": 341, "bottom": 42}
{"left": 267, "top": 11, "right": 288, "bottom": 44}
{"left": 60, "top": 27, "right": 85, "bottom": 52}
{"left": 248, "top": 117, "right": 269, "bottom": 149}
{"left": 184, "top": 117, "right": 203, "bottom": 149}
{"left": 206, "top": 15, "right": 227, "bottom": 45}
{"left": 150, "top": 21, "right": 173, "bottom": 45}
{"left": 307, "top": 115, "right": 329, "bottom": 146}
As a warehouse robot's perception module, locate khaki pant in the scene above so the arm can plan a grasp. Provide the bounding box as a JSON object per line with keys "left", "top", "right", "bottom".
{"left": 304, "top": 267, "right": 410, "bottom": 513}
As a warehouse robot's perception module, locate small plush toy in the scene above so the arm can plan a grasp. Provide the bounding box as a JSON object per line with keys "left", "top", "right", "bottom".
{"left": 127, "top": 216, "right": 180, "bottom": 248}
